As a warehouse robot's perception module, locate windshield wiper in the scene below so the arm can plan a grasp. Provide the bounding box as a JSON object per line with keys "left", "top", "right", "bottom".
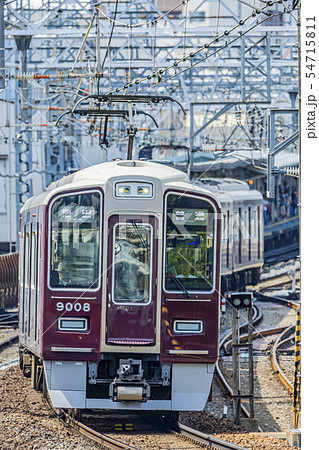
{"left": 130, "top": 220, "right": 147, "bottom": 248}
{"left": 167, "top": 272, "right": 190, "bottom": 298}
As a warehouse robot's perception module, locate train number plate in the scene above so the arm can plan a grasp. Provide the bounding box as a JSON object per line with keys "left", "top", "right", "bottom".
{"left": 56, "top": 302, "right": 91, "bottom": 312}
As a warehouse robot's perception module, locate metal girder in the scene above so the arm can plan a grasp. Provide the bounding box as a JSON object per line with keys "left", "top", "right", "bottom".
{"left": 0, "top": 0, "right": 299, "bottom": 221}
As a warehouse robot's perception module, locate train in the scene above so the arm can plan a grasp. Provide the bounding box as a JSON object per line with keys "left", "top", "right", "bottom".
{"left": 198, "top": 178, "right": 263, "bottom": 292}
{"left": 18, "top": 160, "right": 263, "bottom": 415}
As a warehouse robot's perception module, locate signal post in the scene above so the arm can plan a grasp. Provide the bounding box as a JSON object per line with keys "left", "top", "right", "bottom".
{"left": 230, "top": 292, "right": 258, "bottom": 431}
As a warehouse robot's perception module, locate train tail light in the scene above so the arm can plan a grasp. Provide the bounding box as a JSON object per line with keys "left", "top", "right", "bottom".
{"left": 58, "top": 317, "right": 88, "bottom": 332}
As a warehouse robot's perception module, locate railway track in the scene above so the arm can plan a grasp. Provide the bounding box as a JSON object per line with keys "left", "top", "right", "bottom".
{"left": 0, "top": 309, "right": 19, "bottom": 329}
{"left": 0, "top": 333, "right": 19, "bottom": 351}
{"left": 66, "top": 414, "right": 137, "bottom": 450}
{"left": 216, "top": 293, "right": 299, "bottom": 427}
{"left": 0, "top": 333, "right": 19, "bottom": 371}
{"left": 54, "top": 407, "right": 251, "bottom": 450}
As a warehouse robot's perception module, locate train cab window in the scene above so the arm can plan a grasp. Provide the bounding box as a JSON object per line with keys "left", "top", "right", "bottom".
{"left": 112, "top": 223, "right": 152, "bottom": 304}
{"left": 165, "top": 193, "right": 215, "bottom": 292}
{"left": 49, "top": 191, "right": 101, "bottom": 290}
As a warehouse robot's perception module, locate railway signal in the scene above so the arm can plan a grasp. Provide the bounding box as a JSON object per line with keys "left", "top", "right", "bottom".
{"left": 230, "top": 291, "right": 256, "bottom": 429}
{"left": 230, "top": 292, "right": 253, "bottom": 309}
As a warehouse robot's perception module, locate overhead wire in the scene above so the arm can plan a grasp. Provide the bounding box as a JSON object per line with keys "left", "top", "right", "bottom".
{"left": 101, "top": 0, "right": 119, "bottom": 71}
{"left": 114, "top": 7, "right": 287, "bottom": 98}
{"left": 86, "top": 0, "right": 287, "bottom": 97}
{"left": 96, "top": 0, "right": 185, "bottom": 28}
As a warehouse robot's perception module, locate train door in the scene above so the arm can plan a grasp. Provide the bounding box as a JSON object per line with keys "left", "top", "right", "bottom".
{"left": 106, "top": 215, "right": 158, "bottom": 346}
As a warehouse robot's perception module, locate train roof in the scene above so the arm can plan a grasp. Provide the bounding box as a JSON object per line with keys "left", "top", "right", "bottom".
{"left": 22, "top": 160, "right": 215, "bottom": 211}
{"left": 198, "top": 177, "right": 249, "bottom": 192}
{"left": 195, "top": 177, "right": 262, "bottom": 203}
{"left": 45, "top": 160, "right": 189, "bottom": 191}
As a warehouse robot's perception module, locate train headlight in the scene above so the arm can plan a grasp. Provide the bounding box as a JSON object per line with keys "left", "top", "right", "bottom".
{"left": 230, "top": 292, "right": 253, "bottom": 309}
{"left": 115, "top": 182, "right": 153, "bottom": 198}
{"left": 118, "top": 186, "right": 131, "bottom": 195}
{"left": 138, "top": 186, "right": 150, "bottom": 195}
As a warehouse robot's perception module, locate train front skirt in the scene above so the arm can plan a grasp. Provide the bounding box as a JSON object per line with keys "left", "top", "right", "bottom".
{"left": 43, "top": 361, "right": 215, "bottom": 411}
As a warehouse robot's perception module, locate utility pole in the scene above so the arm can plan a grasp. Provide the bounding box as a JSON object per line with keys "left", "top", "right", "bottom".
{"left": 14, "top": 36, "right": 33, "bottom": 249}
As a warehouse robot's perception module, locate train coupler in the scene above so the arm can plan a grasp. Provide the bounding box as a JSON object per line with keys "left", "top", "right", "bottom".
{"left": 109, "top": 381, "right": 150, "bottom": 402}
{"left": 109, "top": 358, "right": 150, "bottom": 402}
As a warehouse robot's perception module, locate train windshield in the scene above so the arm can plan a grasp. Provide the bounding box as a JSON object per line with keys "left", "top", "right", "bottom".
{"left": 112, "top": 222, "right": 152, "bottom": 304}
{"left": 165, "top": 193, "right": 215, "bottom": 292}
{"left": 49, "top": 192, "right": 101, "bottom": 289}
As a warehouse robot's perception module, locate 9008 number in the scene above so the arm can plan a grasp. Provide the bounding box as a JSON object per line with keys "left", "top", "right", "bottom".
{"left": 56, "top": 302, "right": 91, "bottom": 312}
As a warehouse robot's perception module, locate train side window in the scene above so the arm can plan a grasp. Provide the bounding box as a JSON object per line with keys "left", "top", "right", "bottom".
{"left": 221, "top": 214, "right": 227, "bottom": 244}
{"left": 24, "top": 232, "right": 30, "bottom": 289}
{"left": 233, "top": 212, "right": 239, "bottom": 241}
{"left": 257, "top": 206, "right": 261, "bottom": 260}
{"left": 253, "top": 210, "right": 257, "bottom": 238}
{"left": 248, "top": 207, "right": 251, "bottom": 262}
{"left": 19, "top": 233, "right": 24, "bottom": 286}
{"left": 226, "top": 210, "right": 230, "bottom": 268}
{"left": 164, "top": 193, "right": 216, "bottom": 292}
{"left": 245, "top": 210, "right": 249, "bottom": 239}
{"left": 31, "top": 231, "right": 36, "bottom": 289}
{"left": 49, "top": 191, "right": 101, "bottom": 290}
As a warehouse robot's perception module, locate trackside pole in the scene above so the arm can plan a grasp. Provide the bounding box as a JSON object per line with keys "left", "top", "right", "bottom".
{"left": 293, "top": 308, "right": 301, "bottom": 428}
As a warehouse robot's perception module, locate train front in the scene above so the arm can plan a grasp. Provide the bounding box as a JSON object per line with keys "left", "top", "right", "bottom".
{"left": 41, "top": 161, "right": 221, "bottom": 412}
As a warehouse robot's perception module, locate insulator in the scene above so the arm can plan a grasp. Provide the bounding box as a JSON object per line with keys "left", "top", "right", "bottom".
{"left": 285, "top": 167, "right": 299, "bottom": 177}
{"left": 14, "top": 72, "right": 33, "bottom": 81}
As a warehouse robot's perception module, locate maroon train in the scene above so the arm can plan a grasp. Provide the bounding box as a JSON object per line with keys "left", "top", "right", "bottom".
{"left": 19, "top": 160, "right": 222, "bottom": 414}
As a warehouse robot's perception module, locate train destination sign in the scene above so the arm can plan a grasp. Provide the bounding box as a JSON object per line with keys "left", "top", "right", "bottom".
{"left": 172, "top": 208, "right": 208, "bottom": 226}
{"left": 57, "top": 205, "right": 96, "bottom": 223}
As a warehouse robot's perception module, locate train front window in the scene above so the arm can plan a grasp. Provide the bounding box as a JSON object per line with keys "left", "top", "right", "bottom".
{"left": 165, "top": 193, "right": 215, "bottom": 292}
{"left": 113, "top": 223, "right": 152, "bottom": 304}
{"left": 49, "top": 192, "right": 101, "bottom": 290}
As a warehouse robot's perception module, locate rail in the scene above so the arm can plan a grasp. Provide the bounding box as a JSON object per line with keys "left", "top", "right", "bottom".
{"left": 0, "top": 334, "right": 19, "bottom": 351}
{"left": 175, "top": 423, "right": 249, "bottom": 450}
{"left": 271, "top": 325, "right": 295, "bottom": 393}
